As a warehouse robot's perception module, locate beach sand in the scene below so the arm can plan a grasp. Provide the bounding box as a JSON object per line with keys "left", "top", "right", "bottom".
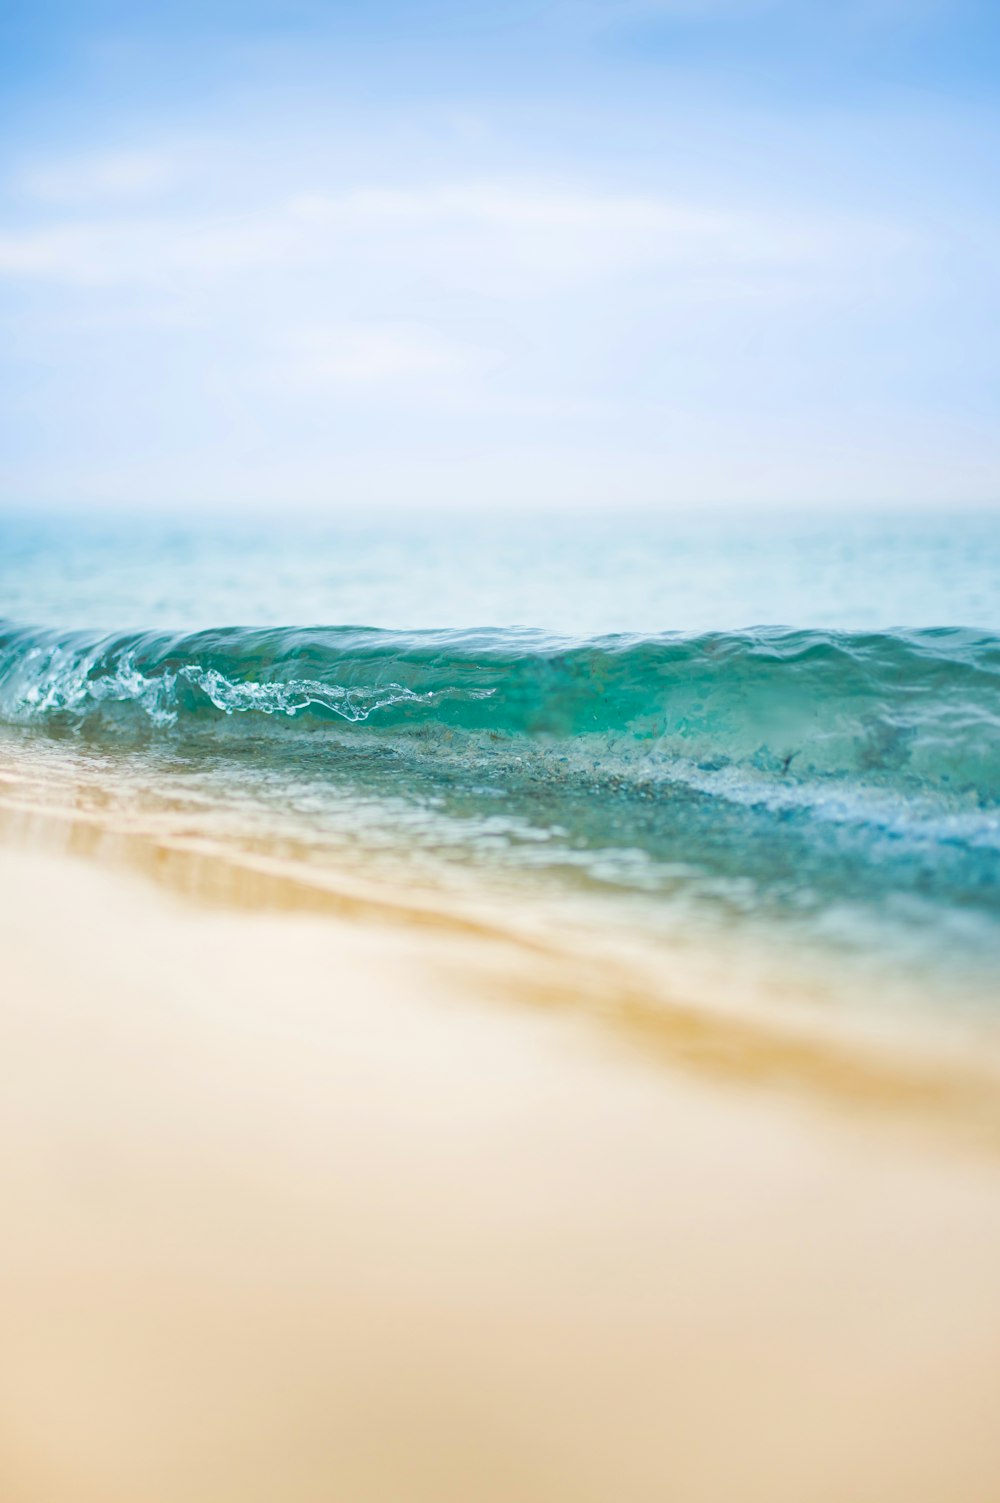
{"left": 3, "top": 815, "right": 1000, "bottom": 1501}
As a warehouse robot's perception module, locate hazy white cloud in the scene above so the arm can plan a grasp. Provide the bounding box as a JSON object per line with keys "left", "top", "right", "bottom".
{"left": 279, "top": 323, "right": 485, "bottom": 385}
{"left": 0, "top": 214, "right": 293, "bottom": 284}
{"left": 14, "top": 147, "right": 182, "bottom": 205}
{"left": 5, "top": 408, "right": 996, "bottom": 513}
{"left": 0, "top": 0, "right": 996, "bottom": 515}
{"left": 0, "top": 111, "right": 989, "bottom": 510}
{"left": 0, "top": 175, "right": 869, "bottom": 296}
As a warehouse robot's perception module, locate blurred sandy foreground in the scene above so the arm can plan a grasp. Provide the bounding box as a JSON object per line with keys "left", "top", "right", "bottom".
{"left": 2, "top": 830, "right": 1000, "bottom": 1503}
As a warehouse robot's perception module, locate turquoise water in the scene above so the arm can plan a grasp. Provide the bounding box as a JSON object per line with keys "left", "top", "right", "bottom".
{"left": 1, "top": 510, "right": 998, "bottom": 1013}
{"left": 2, "top": 511, "right": 999, "bottom": 634}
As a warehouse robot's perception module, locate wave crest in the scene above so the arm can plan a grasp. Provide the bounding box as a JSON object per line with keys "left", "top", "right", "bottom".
{"left": 1, "top": 620, "right": 998, "bottom": 815}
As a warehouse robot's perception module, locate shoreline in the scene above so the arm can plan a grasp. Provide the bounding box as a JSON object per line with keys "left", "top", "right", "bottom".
{"left": 2, "top": 752, "right": 1000, "bottom": 1149}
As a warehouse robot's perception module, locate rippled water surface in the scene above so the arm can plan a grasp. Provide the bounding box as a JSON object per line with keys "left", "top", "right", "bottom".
{"left": 1, "top": 509, "right": 998, "bottom": 1018}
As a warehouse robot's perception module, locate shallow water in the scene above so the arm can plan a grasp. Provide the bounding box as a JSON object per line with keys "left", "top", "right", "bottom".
{"left": 1, "top": 509, "right": 998, "bottom": 1021}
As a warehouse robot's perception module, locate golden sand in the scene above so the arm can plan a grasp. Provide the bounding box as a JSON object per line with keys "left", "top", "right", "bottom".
{"left": 2, "top": 798, "right": 1000, "bottom": 1501}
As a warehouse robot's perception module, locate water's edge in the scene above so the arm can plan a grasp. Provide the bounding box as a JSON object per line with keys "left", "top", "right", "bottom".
{"left": 2, "top": 619, "right": 997, "bottom": 1018}
{"left": 3, "top": 753, "right": 1000, "bottom": 1152}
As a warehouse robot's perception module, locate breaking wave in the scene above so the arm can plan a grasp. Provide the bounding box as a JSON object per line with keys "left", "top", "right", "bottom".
{"left": 1, "top": 620, "right": 997, "bottom": 807}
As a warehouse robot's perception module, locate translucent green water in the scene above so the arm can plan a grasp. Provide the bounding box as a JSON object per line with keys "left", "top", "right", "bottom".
{"left": 1, "top": 510, "right": 998, "bottom": 1017}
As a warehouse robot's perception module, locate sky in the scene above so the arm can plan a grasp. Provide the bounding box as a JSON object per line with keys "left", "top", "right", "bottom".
{"left": 0, "top": 0, "right": 998, "bottom": 514}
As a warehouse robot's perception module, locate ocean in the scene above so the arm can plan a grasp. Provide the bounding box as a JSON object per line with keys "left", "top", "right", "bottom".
{"left": 1, "top": 508, "right": 998, "bottom": 1027}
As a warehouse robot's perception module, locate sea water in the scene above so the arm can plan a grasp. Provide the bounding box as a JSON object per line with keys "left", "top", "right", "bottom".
{"left": 1, "top": 508, "right": 998, "bottom": 1021}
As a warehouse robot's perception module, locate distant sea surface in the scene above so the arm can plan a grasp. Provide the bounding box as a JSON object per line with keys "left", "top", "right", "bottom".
{"left": 1, "top": 509, "right": 998, "bottom": 1025}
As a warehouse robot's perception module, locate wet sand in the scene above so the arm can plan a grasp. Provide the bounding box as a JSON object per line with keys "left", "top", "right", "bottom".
{"left": 3, "top": 826, "right": 1000, "bottom": 1501}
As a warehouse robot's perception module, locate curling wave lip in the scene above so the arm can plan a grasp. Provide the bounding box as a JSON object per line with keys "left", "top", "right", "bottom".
{"left": 0, "top": 620, "right": 997, "bottom": 806}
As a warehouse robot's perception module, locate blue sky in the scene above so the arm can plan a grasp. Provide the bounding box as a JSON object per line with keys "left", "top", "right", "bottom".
{"left": 1, "top": 0, "right": 998, "bottom": 511}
